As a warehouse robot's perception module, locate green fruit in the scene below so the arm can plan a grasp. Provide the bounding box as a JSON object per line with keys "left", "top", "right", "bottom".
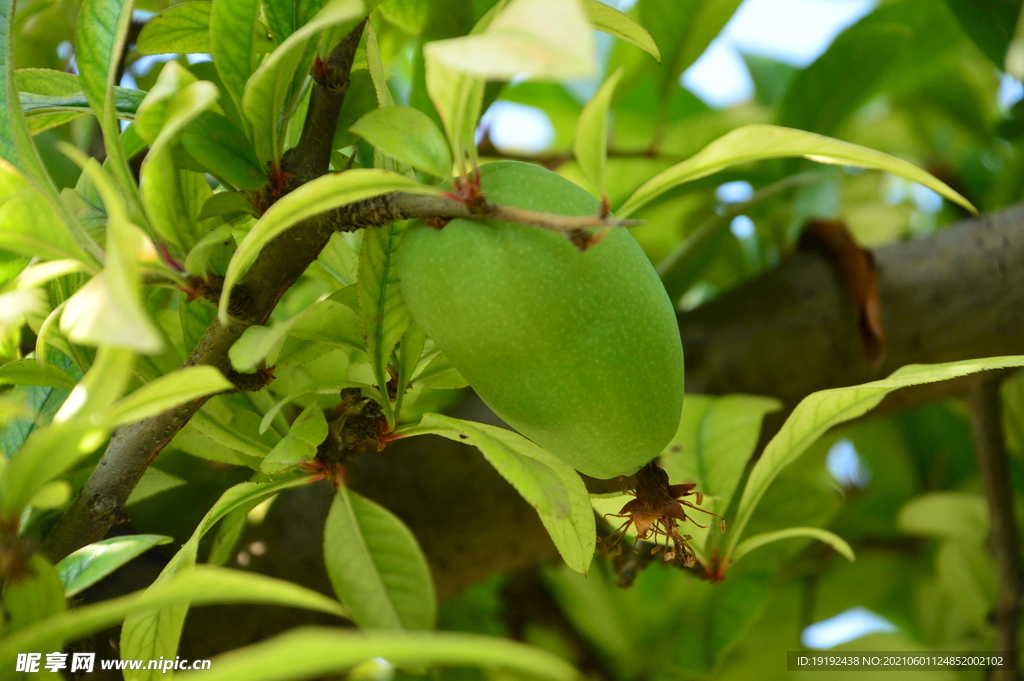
{"left": 398, "top": 161, "right": 683, "bottom": 479}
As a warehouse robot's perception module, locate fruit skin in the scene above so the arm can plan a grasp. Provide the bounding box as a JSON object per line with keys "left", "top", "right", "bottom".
{"left": 398, "top": 161, "right": 684, "bottom": 479}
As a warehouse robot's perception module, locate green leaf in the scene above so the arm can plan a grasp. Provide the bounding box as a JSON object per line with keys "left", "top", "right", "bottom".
{"left": 324, "top": 486, "right": 437, "bottom": 629}
{"left": 156, "top": 627, "right": 581, "bottom": 681}
{"left": 357, "top": 220, "right": 411, "bottom": 424}
{"left": 412, "top": 351, "right": 468, "bottom": 390}
{"left": 634, "top": 0, "right": 743, "bottom": 111}
{"left": 120, "top": 477, "right": 317, "bottom": 679}
{"left": 582, "top": 0, "right": 660, "bottom": 61}
{"left": 17, "top": 69, "right": 144, "bottom": 133}
{"left": 616, "top": 124, "right": 976, "bottom": 218}
{"left": 76, "top": 0, "right": 143, "bottom": 222}
{"left": 127, "top": 467, "right": 187, "bottom": 505}
{"left": 181, "top": 111, "right": 267, "bottom": 190}
{"left": 730, "top": 527, "right": 855, "bottom": 563}
{"left": 264, "top": 0, "right": 330, "bottom": 43}
{"left": 210, "top": 0, "right": 262, "bottom": 116}
{"left": 175, "top": 409, "right": 269, "bottom": 463}
{"left": 394, "top": 321, "right": 425, "bottom": 418}
{"left": 423, "top": 55, "right": 484, "bottom": 175}
{"left": 104, "top": 366, "right": 232, "bottom": 427}
{"left": 0, "top": 359, "right": 77, "bottom": 390}
{"left": 56, "top": 534, "right": 173, "bottom": 597}
{"left": 140, "top": 73, "right": 220, "bottom": 250}
{"left": 778, "top": 25, "right": 910, "bottom": 136}
{"left": 425, "top": 0, "right": 596, "bottom": 81}
{"left": 397, "top": 414, "right": 595, "bottom": 573}
{"left": 659, "top": 394, "right": 781, "bottom": 535}
{"left": 261, "top": 403, "right": 327, "bottom": 473}
{"left": 242, "top": 0, "right": 363, "bottom": 164}
{"left": 257, "top": 380, "right": 377, "bottom": 435}
{"left": 2, "top": 554, "right": 66, "bottom": 637}
{"left": 137, "top": 1, "right": 212, "bottom": 55}
{"left": 897, "top": 492, "right": 988, "bottom": 542}
{"left": 57, "top": 148, "right": 164, "bottom": 353}
{"left": 350, "top": 106, "right": 452, "bottom": 178}
{"left": 725, "top": 356, "right": 1024, "bottom": 560}
{"left": 573, "top": 66, "right": 621, "bottom": 198}
{"left": 219, "top": 169, "right": 440, "bottom": 324}
{"left": 943, "top": 0, "right": 1019, "bottom": 67}
{"left": 0, "top": 566, "right": 347, "bottom": 666}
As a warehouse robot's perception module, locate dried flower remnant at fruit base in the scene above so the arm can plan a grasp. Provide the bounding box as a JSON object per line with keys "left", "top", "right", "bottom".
{"left": 600, "top": 462, "right": 725, "bottom": 568}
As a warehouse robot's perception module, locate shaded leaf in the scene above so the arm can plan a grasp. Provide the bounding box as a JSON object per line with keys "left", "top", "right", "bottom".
{"left": 260, "top": 403, "right": 327, "bottom": 473}
{"left": 944, "top": 0, "right": 1019, "bottom": 67}
{"left": 324, "top": 486, "right": 436, "bottom": 629}
{"left": 181, "top": 111, "right": 267, "bottom": 190}
{"left": 210, "top": 0, "right": 262, "bottom": 114}
{"left": 3, "top": 554, "right": 65, "bottom": 637}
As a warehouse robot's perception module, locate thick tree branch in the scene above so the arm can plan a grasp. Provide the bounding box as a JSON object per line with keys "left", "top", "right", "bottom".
{"left": 968, "top": 374, "right": 1021, "bottom": 680}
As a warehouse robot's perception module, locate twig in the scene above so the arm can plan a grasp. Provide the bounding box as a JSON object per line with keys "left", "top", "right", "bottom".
{"left": 42, "top": 22, "right": 370, "bottom": 562}
{"left": 967, "top": 372, "right": 1021, "bottom": 681}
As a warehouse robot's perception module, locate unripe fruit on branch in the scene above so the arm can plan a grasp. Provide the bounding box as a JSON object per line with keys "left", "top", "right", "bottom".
{"left": 399, "top": 161, "right": 684, "bottom": 479}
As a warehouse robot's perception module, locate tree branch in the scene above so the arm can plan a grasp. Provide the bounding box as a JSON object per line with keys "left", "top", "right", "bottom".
{"left": 42, "top": 22, "right": 371, "bottom": 562}
{"left": 968, "top": 373, "right": 1021, "bottom": 680}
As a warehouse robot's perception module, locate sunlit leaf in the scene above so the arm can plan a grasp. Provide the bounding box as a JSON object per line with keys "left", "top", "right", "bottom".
{"left": 726, "top": 356, "right": 1024, "bottom": 560}
{"left": 617, "top": 125, "right": 976, "bottom": 217}
{"left": 0, "top": 359, "right": 77, "bottom": 390}
{"left": 219, "top": 169, "right": 441, "bottom": 323}
{"left": 730, "top": 527, "right": 855, "bottom": 563}
{"left": 104, "top": 366, "right": 232, "bottom": 427}
{"left": 260, "top": 403, "right": 327, "bottom": 473}
{"left": 351, "top": 106, "right": 452, "bottom": 178}
{"left": 396, "top": 414, "right": 595, "bottom": 573}
{"left": 573, "top": 67, "right": 621, "bottom": 198}
{"left": 137, "top": 1, "right": 212, "bottom": 55}
{"left": 582, "top": 0, "right": 659, "bottom": 61}
{"left": 56, "top": 535, "right": 173, "bottom": 597}
{"left": 210, "top": 0, "right": 262, "bottom": 115}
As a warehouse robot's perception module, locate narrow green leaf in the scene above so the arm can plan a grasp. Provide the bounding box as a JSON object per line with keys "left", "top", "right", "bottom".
{"left": 394, "top": 321, "right": 425, "bottom": 419}
{"left": 943, "top": 0, "right": 1019, "bottom": 67}
{"left": 412, "top": 351, "right": 468, "bottom": 390}
{"left": 0, "top": 0, "right": 19, "bottom": 167}
{"left": 659, "top": 393, "right": 781, "bottom": 544}
{"left": 172, "top": 627, "right": 580, "bottom": 681}
{"left": 357, "top": 220, "right": 411, "bottom": 424}
{"left": 0, "top": 359, "right": 77, "bottom": 390}
{"left": 350, "top": 106, "right": 453, "bottom": 178}
{"left": 261, "top": 403, "right": 327, "bottom": 473}
{"left": 104, "top": 366, "right": 232, "bottom": 427}
{"left": 127, "top": 467, "right": 187, "bottom": 505}
{"left": 423, "top": 56, "right": 483, "bottom": 176}
{"left": 582, "top": 0, "right": 660, "bottom": 61}
{"left": 242, "top": 0, "right": 363, "bottom": 164}
{"left": 56, "top": 535, "right": 173, "bottom": 597}
{"left": 726, "top": 356, "right": 1024, "bottom": 559}
{"left": 76, "top": 0, "right": 144, "bottom": 222}
{"left": 573, "top": 67, "right": 621, "bottom": 198}
{"left": 219, "top": 169, "right": 441, "bottom": 323}
{"left": 210, "top": 0, "right": 262, "bottom": 116}
{"left": 730, "top": 527, "right": 855, "bottom": 564}
{"left": 17, "top": 69, "right": 144, "bottom": 133}
{"left": 258, "top": 381, "right": 377, "bottom": 435}
{"left": 0, "top": 566, "right": 346, "bottom": 667}
{"left": 140, "top": 76, "right": 220, "bottom": 250}
{"left": 137, "top": 1, "right": 212, "bottom": 55}
{"left": 264, "top": 0, "right": 329, "bottom": 43}
{"left": 617, "top": 125, "right": 976, "bottom": 218}
{"left": 181, "top": 111, "right": 267, "bottom": 190}
{"left": 57, "top": 148, "right": 164, "bottom": 353}
{"left": 324, "top": 486, "right": 437, "bottom": 629}
{"left": 396, "top": 414, "right": 595, "bottom": 573}
{"left": 120, "top": 477, "right": 317, "bottom": 680}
